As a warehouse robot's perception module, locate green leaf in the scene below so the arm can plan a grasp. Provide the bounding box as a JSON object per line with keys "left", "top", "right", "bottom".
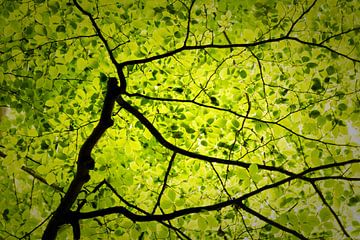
{"left": 231, "top": 119, "right": 240, "bottom": 128}
{"left": 272, "top": 110, "right": 280, "bottom": 118}
{"left": 309, "top": 110, "right": 320, "bottom": 118}
{"left": 172, "top": 131, "right": 183, "bottom": 138}
{"left": 66, "top": 108, "right": 74, "bottom": 115}
{"left": 193, "top": 162, "right": 200, "bottom": 171}
{"left": 307, "top": 62, "right": 318, "bottom": 68}
{"left": 70, "top": 21, "right": 77, "bottom": 30}
{"left": 319, "top": 208, "right": 331, "bottom": 221}
{"left": 249, "top": 164, "right": 258, "bottom": 176}
{"left": 207, "top": 118, "right": 214, "bottom": 125}
{"left": 311, "top": 78, "right": 323, "bottom": 92}
{"left": 239, "top": 70, "right": 247, "bottom": 78}
{"left": 161, "top": 199, "right": 173, "bottom": 209}
{"left": 238, "top": 168, "right": 249, "bottom": 180}
{"left": 2, "top": 1, "right": 359, "bottom": 238}
{"left": 100, "top": 72, "right": 107, "bottom": 83}
{"left": 210, "top": 96, "right": 219, "bottom": 106}
{"left": 56, "top": 25, "right": 66, "bottom": 32}
{"left": 302, "top": 56, "right": 310, "bottom": 62}
{"left": 185, "top": 127, "right": 195, "bottom": 134}
{"left": 348, "top": 196, "right": 360, "bottom": 206}
{"left": 326, "top": 66, "right": 336, "bottom": 75}
{"left": 45, "top": 99, "right": 56, "bottom": 107}
{"left": 197, "top": 216, "right": 207, "bottom": 229}
{"left": 338, "top": 103, "right": 347, "bottom": 111}
{"left": 24, "top": 25, "right": 34, "bottom": 36}
{"left": 173, "top": 87, "right": 183, "bottom": 93}
{"left": 167, "top": 189, "right": 176, "bottom": 202}
{"left": 45, "top": 172, "right": 56, "bottom": 185}
{"left": 34, "top": 70, "right": 43, "bottom": 80}
{"left": 2, "top": 209, "right": 10, "bottom": 222}
{"left": 115, "top": 229, "right": 124, "bottom": 236}
{"left": 174, "top": 31, "right": 181, "bottom": 38}
{"left": 56, "top": 152, "right": 67, "bottom": 160}
{"left": 49, "top": 1, "right": 60, "bottom": 13}
{"left": 37, "top": 165, "right": 48, "bottom": 174}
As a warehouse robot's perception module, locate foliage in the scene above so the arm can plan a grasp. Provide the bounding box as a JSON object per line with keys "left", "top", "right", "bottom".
{"left": 0, "top": 0, "right": 360, "bottom": 239}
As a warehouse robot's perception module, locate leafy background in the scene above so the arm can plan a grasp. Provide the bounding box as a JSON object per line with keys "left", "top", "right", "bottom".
{"left": 0, "top": 0, "right": 359, "bottom": 239}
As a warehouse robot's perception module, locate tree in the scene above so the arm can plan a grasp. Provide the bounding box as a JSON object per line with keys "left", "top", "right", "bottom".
{"left": 0, "top": 0, "right": 359, "bottom": 239}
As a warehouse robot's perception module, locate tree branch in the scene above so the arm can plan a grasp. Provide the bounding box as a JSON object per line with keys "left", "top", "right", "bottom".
{"left": 238, "top": 202, "right": 307, "bottom": 240}
{"left": 116, "top": 95, "right": 298, "bottom": 176}
{"left": 310, "top": 182, "right": 351, "bottom": 238}
{"left": 75, "top": 159, "right": 359, "bottom": 222}
{"left": 152, "top": 152, "right": 177, "bottom": 214}
{"left": 42, "top": 77, "right": 120, "bottom": 240}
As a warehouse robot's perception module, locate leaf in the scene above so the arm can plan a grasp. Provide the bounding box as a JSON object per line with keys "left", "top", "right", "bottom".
{"left": 272, "top": 110, "right": 280, "bottom": 118}
{"left": 280, "top": 197, "right": 294, "bottom": 207}
{"left": 45, "top": 99, "right": 56, "bottom": 107}
{"left": 239, "top": 70, "right": 247, "bottom": 78}
{"left": 167, "top": 189, "right": 176, "bottom": 202}
{"left": 210, "top": 96, "right": 219, "bottom": 106}
{"left": 319, "top": 208, "right": 330, "bottom": 221}
{"left": 99, "top": 72, "right": 107, "bottom": 83}
{"left": 174, "top": 31, "right": 181, "bottom": 38}
{"left": 2, "top": 1, "right": 359, "bottom": 238}
{"left": 307, "top": 62, "right": 318, "bottom": 68}
{"left": 45, "top": 172, "right": 56, "bottom": 185}
{"left": 302, "top": 56, "right": 310, "bottom": 62}
{"left": 326, "top": 66, "right": 336, "bottom": 75}
{"left": 172, "top": 131, "right": 183, "bottom": 139}
{"left": 24, "top": 25, "right": 34, "bottom": 36}
{"left": 193, "top": 162, "right": 200, "bottom": 171}
{"left": 69, "top": 21, "right": 77, "bottom": 30}
{"left": 185, "top": 127, "right": 195, "bottom": 134}
{"left": 338, "top": 103, "right": 347, "bottom": 111}
{"left": 161, "top": 199, "right": 172, "bottom": 209}
{"left": 309, "top": 110, "right": 320, "bottom": 118}
{"left": 197, "top": 216, "right": 207, "bottom": 229}
{"left": 348, "top": 196, "right": 360, "bottom": 206}
{"left": 115, "top": 229, "right": 124, "bottom": 236}
{"left": 207, "top": 118, "right": 214, "bottom": 125}
{"left": 56, "top": 152, "right": 67, "bottom": 160}
{"left": 207, "top": 214, "right": 218, "bottom": 228}
{"left": 2, "top": 209, "right": 10, "bottom": 222}
{"left": 34, "top": 70, "right": 43, "bottom": 80}
{"left": 249, "top": 164, "right": 258, "bottom": 176}
{"left": 231, "top": 119, "right": 240, "bottom": 128}
{"left": 49, "top": 1, "right": 60, "bottom": 13}
{"left": 56, "top": 25, "right": 66, "bottom": 32}
{"left": 37, "top": 165, "right": 48, "bottom": 175}
{"left": 173, "top": 87, "right": 183, "bottom": 93}
{"left": 311, "top": 78, "right": 323, "bottom": 92}
{"left": 238, "top": 168, "right": 249, "bottom": 180}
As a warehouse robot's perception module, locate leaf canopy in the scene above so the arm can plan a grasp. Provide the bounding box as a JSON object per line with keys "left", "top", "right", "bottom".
{"left": 0, "top": 0, "right": 359, "bottom": 239}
